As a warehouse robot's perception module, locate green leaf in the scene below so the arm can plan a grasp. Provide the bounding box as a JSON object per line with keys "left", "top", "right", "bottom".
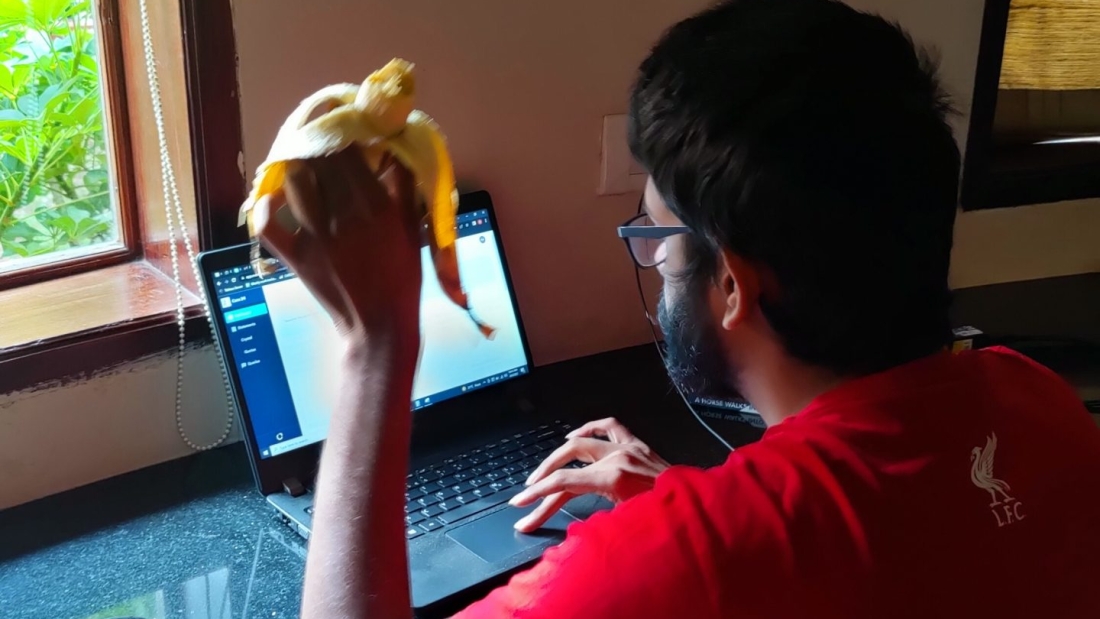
{"left": 50, "top": 213, "right": 74, "bottom": 234}
{"left": 66, "top": 205, "right": 88, "bottom": 222}
{"left": 16, "top": 92, "right": 38, "bottom": 116}
{"left": 23, "top": 212, "right": 49, "bottom": 235}
{"left": 10, "top": 64, "right": 31, "bottom": 95}
{"left": 0, "top": 0, "right": 31, "bottom": 30}
{"left": 82, "top": 168, "right": 106, "bottom": 190}
{"left": 0, "top": 65, "right": 11, "bottom": 95}
{"left": 28, "top": 0, "right": 75, "bottom": 30}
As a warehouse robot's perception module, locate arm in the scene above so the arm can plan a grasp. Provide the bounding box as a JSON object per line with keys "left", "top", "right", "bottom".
{"left": 253, "top": 149, "right": 421, "bottom": 619}
{"left": 302, "top": 340, "right": 417, "bottom": 619}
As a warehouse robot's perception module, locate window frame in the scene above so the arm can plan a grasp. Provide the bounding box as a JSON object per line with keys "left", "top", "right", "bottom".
{"left": 0, "top": 0, "right": 244, "bottom": 393}
{"left": 962, "top": 0, "right": 1100, "bottom": 210}
{"left": 0, "top": 0, "right": 142, "bottom": 290}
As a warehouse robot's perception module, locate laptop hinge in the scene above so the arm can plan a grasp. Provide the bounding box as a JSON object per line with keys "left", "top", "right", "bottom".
{"left": 283, "top": 477, "right": 307, "bottom": 498}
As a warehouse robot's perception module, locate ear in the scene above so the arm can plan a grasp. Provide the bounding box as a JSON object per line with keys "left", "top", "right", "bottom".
{"left": 717, "top": 248, "right": 760, "bottom": 331}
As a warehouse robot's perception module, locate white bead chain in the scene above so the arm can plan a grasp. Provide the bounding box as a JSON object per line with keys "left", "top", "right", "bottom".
{"left": 139, "top": 0, "right": 234, "bottom": 451}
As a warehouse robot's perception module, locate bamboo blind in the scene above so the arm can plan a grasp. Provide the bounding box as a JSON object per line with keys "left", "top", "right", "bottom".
{"left": 999, "top": 0, "right": 1100, "bottom": 90}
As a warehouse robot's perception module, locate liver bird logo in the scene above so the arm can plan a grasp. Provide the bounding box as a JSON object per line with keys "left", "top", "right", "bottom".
{"left": 970, "top": 433, "right": 1014, "bottom": 506}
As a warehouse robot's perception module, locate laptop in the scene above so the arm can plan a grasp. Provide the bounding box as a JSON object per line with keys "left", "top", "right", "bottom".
{"left": 197, "top": 191, "right": 609, "bottom": 611}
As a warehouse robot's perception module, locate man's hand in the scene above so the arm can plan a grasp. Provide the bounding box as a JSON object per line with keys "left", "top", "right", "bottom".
{"left": 252, "top": 148, "right": 422, "bottom": 347}
{"left": 253, "top": 148, "right": 422, "bottom": 619}
{"left": 509, "top": 418, "right": 671, "bottom": 533}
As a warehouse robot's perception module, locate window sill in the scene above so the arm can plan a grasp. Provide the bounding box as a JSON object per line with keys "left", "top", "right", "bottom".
{"left": 0, "top": 262, "right": 208, "bottom": 393}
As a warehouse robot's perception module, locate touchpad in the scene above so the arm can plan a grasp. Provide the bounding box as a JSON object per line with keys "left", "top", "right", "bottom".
{"left": 447, "top": 506, "right": 574, "bottom": 564}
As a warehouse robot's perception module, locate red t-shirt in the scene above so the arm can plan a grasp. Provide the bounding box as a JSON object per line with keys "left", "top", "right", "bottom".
{"left": 454, "top": 348, "right": 1100, "bottom": 618}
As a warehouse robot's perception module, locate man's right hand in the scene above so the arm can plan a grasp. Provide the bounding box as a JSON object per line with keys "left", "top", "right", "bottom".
{"left": 508, "top": 418, "right": 671, "bottom": 533}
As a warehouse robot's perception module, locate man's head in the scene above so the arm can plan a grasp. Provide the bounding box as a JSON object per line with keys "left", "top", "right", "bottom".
{"left": 628, "top": 0, "right": 960, "bottom": 398}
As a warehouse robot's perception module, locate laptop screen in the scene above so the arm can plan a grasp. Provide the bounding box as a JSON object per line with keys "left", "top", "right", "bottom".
{"left": 209, "top": 208, "right": 529, "bottom": 459}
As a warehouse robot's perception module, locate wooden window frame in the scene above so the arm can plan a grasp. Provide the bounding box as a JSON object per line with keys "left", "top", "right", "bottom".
{"left": 0, "top": 0, "right": 142, "bottom": 291}
{"left": 962, "top": 0, "right": 1100, "bottom": 210}
{"left": 0, "top": 0, "right": 245, "bottom": 393}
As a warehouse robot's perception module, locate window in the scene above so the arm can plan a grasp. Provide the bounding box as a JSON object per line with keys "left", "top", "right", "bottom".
{"left": 0, "top": 0, "right": 135, "bottom": 286}
{"left": 0, "top": 0, "right": 244, "bottom": 392}
{"left": 962, "top": 0, "right": 1100, "bottom": 209}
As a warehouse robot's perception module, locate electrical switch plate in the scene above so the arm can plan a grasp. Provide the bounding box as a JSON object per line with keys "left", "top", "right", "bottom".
{"left": 599, "top": 114, "right": 647, "bottom": 195}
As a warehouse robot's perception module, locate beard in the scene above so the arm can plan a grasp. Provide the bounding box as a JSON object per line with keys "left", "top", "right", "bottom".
{"left": 656, "top": 287, "right": 737, "bottom": 399}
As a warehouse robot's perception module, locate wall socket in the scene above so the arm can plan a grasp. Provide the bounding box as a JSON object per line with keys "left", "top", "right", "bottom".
{"left": 599, "top": 114, "right": 647, "bottom": 195}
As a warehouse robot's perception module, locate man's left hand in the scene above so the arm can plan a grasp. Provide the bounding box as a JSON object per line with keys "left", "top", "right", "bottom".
{"left": 509, "top": 418, "right": 670, "bottom": 532}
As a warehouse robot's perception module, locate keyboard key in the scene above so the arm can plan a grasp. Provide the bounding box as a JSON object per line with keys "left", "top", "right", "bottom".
{"left": 485, "top": 446, "right": 506, "bottom": 458}
{"left": 417, "top": 469, "right": 442, "bottom": 483}
{"left": 488, "top": 481, "right": 510, "bottom": 492}
{"left": 406, "top": 512, "right": 426, "bottom": 526}
{"left": 484, "top": 470, "right": 504, "bottom": 481}
{"left": 437, "top": 487, "right": 522, "bottom": 525}
{"left": 437, "top": 500, "right": 461, "bottom": 512}
{"left": 470, "top": 465, "right": 488, "bottom": 476}
{"left": 435, "top": 487, "right": 458, "bottom": 501}
{"left": 472, "top": 486, "right": 496, "bottom": 499}
{"left": 454, "top": 493, "right": 475, "bottom": 504}
{"left": 418, "top": 482, "right": 442, "bottom": 495}
{"left": 407, "top": 527, "right": 424, "bottom": 540}
{"left": 504, "top": 475, "right": 524, "bottom": 486}
{"left": 438, "top": 475, "right": 458, "bottom": 487}
{"left": 468, "top": 477, "right": 489, "bottom": 488}
{"left": 501, "top": 451, "right": 523, "bottom": 465}
{"left": 419, "top": 519, "right": 443, "bottom": 533}
{"left": 421, "top": 505, "right": 444, "bottom": 518}
{"left": 405, "top": 488, "right": 425, "bottom": 502}
{"left": 517, "top": 447, "right": 535, "bottom": 457}
{"left": 534, "top": 441, "right": 556, "bottom": 452}
{"left": 419, "top": 494, "right": 441, "bottom": 507}
{"left": 405, "top": 500, "right": 421, "bottom": 514}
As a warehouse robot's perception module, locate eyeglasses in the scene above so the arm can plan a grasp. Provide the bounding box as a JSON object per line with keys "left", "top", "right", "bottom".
{"left": 617, "top": 213, "right": 690, "bottom": 269}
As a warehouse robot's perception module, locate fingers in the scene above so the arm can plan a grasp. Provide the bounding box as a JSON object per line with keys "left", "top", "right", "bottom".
{"left": 332, "top": 146, "right": 391, "bottom": 215}
{"left": 284, "top": 160, "right": 327, "bottom": 239}
{"left": 511, "top": 468, "right": 595, "bottom": 508}
{"left": 253, "top": 189, "right": 297, "bottom": 264}
{"left": 513, "top": 491, "right": 573, "bottom": 533}
{"left": 566, "top": 417, "right": 637, "bottom": 443}
{"left": 525, "top": 437, "right": 618, "bottom": 486}
{"left": 309, "top": 155, "right": 355, "bottom": 230}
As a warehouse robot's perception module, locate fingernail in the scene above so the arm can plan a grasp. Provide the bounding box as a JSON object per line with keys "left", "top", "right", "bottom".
{"left": 508, "top": 493, "right": 524, "bottom": 506}
{"left": 513, "top": 518, "right": 530, "bottom": 531}
{"left": 524, "top": 474, "right": 536, "bottom": 486}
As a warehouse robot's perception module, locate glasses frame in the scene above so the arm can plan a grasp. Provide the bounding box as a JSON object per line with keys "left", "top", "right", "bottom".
{"left": 617, "top": 213, "right": 690, "bottom": 269}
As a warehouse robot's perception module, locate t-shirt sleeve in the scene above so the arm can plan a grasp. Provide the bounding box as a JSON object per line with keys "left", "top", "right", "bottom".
{"left": 451, "top": 466, "right": 729, "bottom": 619}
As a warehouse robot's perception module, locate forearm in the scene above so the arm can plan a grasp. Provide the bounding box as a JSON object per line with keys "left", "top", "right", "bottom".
{"left": 301, "top": 336, "right": 418, "bottom": 619}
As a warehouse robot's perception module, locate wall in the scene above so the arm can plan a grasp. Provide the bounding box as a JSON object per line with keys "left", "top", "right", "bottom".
{"left": 840, "top": 0, "right": 1100, "bottom": 288}
{"left": 3, "top": 0, "right": 1099, "bottom": 508}
{"left": 0, "top": 348, "right": 235, "bottom": 509}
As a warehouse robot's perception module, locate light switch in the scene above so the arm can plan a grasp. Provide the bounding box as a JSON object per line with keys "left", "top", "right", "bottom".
{"left": 599, "top": 114, "right": 647, "bottom": 195}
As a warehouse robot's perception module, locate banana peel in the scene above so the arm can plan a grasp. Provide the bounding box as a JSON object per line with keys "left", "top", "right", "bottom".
{"left": 238, "top": 59, "right": 494, "bottom": 339}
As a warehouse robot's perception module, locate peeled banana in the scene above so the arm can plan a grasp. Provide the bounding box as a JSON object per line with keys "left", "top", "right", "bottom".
{"left": 238, "top": 59, "right": 494, "bottom": 338}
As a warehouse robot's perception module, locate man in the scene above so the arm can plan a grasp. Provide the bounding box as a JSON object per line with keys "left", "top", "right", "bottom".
{"left": 253, "top": 0, "right": 1100, "bottom": 617}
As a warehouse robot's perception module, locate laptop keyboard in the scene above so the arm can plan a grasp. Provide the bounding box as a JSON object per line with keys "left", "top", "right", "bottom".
{"left": 403, "top": 420, "right": 575, "bottom": 539}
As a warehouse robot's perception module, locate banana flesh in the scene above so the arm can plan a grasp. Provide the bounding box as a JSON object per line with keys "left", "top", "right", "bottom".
{"left": 238, "top": 59, "right": 494, "bottom": 338}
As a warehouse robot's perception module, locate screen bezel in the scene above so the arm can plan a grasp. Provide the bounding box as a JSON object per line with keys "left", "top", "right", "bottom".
{"left": 197, "top": 190, "right": 533, "bottom": 495}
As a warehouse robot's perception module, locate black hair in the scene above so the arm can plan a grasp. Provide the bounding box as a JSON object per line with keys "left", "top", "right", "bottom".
{"left": 628, "top": 0, "right": 960, "bottom": 377}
